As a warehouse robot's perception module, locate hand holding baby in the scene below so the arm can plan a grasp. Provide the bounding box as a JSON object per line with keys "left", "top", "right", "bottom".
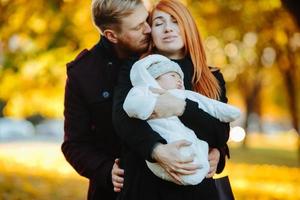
{"left": 150, "top": 87, "right": 186, "bottom": 119}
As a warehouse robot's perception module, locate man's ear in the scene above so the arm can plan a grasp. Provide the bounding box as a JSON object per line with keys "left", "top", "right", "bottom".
{"left": 103, "top": 29, "right": 118, "bottom": 44}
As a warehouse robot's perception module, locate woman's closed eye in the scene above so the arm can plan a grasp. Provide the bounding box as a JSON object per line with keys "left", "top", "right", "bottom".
{"left": 154, "top": 21, "right": 164, "bottom": 26}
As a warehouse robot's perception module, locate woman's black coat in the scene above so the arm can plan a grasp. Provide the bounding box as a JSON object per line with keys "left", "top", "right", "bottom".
{"left": 112, "top": 57, "right": 230, "bottom": 200}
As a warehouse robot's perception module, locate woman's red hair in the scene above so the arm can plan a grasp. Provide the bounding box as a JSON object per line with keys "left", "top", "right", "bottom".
{"left": 148, "top": 0, "right": 220, "bottom": 99}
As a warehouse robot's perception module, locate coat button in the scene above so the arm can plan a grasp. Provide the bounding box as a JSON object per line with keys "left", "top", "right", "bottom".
{"left": 107, "top": 62, "right": 113, "bottom": 67}
{"left": 102, "top": 91, "right": 110, "bottom": 98}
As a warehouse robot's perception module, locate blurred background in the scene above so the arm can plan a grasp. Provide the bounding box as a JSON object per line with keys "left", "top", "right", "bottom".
{"left": 0, "top": 0, "right": 299, "bottom": 199}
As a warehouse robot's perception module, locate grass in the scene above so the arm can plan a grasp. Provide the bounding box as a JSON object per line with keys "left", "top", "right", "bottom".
{"left": 229, "top": 146, "right": 299, "bottom": 167}
{"left": 0, "top": 169, "right": 87, "bottom": 200}
{"left": 0, "top": 132, "right": 299, "bottom": 200}
{"left": 223, "top": 162, "right": 300, "bottom": 200}
{"left": 0, "top": 142, "right": 88, "bottom": 200}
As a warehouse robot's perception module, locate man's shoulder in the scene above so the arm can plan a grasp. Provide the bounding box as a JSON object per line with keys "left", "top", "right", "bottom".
{"left": 66, "top": 49, "right": 92, "bottom": 70}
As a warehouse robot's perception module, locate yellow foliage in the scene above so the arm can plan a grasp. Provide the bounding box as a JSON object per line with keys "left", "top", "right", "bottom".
{"left": 200, "top": 1, "right": 219, "bottom": 14}
{"left": 0, "top": 70, "right": 21, "bottom": 99}
{"left": 0, "top": 47, "right": 75, "bottom": 118}
{"left": 258, "top": 0, "right": 282, "bottom": 11}
{"left": 275, "top": 29, "right": 289, "bottom": 46}
{"left": 0, "top": 0, "right": 299, "bottom": 122}
{"left": 27, "top": 15, "right": 47, "bottom": 34}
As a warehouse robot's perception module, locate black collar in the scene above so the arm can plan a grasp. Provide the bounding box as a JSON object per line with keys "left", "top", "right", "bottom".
{"left": 96, "top": 36, "right": 119, "bottom": 61}
{"left": 96, "top": 35, "right": 139, "bottom": 62}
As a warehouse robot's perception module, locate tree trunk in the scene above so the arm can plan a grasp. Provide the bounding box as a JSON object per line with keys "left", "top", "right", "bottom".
{"left": 241, "top": 79, "right": 262, "bottom": 148}
{"left": 280, "top": 53, "right": 300, "bottom": 164}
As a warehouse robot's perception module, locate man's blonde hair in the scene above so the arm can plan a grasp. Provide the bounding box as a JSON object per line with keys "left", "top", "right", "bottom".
{"left": 92, "top": 0, "right": 143, "bottom": 32}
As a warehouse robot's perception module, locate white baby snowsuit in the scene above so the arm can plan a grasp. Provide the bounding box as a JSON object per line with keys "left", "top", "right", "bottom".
{"left": 123, "top": 54, "right": 241, "bottom": 185}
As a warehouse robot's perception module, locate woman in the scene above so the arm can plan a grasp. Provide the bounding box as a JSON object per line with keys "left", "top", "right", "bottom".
{"left": 113, "top": 0, "right": 230, "bottom": 199}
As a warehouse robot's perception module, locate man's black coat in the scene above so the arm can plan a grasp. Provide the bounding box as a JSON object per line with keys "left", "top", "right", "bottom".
{"left": 62, "top": 37, "right": 124, "bottom": 200}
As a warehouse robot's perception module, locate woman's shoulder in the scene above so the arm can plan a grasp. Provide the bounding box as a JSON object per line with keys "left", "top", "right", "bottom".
{"left": 209, "top": 66, "right": 225, "bottom": 84}
{"left": 209, "top": 66, "right": 227, "bottom": 102}
{"left": 209, "top": 66, "right": 220, "bottom": 72}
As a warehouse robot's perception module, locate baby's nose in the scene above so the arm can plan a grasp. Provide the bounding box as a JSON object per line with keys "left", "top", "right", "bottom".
{"left": 177, "top": 80, "right": 184, "bottom": 89}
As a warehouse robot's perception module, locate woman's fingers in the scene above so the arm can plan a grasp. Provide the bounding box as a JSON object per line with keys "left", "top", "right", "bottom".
{"left": 179, "top": 163, "right": 199, "bottom": 171}
{"left": 207, "top": 160, "right": 218, "bottom": 177}
{"left": 177, "top": 154, "right": 194, "bottom": 163}
{"left": 176, "top": 168, "right": 197, "bottom": 175}
{"left": 167, "top": 159, "right": 199, "bottom": 175}
{"left": 153, "top": 141, "right": 199, "bottom": 175}
{"left": 206, "top": 148, "right": 220, "bottom": 178}
{"left": 174, "top": 140, "right": 192, "bottom": 149}
{"left": 166, "top": 169, "right": 183, "bottom": 185}
{"left": 206, "top": 167, "right": 217, "bottom": 178}
{"left": 173, "top": 163, "right": 199, "bottom": 175}
{"left": 149, "top": 87, "right": 166, "bottom": 94}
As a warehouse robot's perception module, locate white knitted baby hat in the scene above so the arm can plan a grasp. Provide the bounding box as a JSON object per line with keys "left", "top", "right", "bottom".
{"left": 147, "top": 60, "right": 184, "bottom": 79}
{"left": 130, "top": 54, "right": 184, "bottom": 88}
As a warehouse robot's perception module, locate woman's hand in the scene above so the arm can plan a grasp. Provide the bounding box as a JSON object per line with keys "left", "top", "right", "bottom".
{"left": 206, "top": 148, "right": 220, "bottom": 178}
{"left": 151, "top": 140, "right": 200, "bottom": 185}
{"left": 111, "top": 158, "right": 124, "bottom": 192}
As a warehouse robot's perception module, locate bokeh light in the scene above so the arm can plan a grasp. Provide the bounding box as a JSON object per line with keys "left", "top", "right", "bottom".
{"left": 230, "top": 126, "right": 246, "bottom": 142}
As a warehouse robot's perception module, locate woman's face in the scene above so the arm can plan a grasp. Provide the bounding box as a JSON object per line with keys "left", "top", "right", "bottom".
{"left": 151, "top": 10, "right": 185, "bottom": 59}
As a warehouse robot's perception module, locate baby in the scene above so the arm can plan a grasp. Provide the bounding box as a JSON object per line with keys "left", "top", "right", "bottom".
{"left": 123, "top": 54, "right": 240, "bottom": 185}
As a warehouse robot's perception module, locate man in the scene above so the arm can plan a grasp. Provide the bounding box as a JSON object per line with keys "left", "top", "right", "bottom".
{"left": 62, "top": 0, "right": 225, "bottom": 199}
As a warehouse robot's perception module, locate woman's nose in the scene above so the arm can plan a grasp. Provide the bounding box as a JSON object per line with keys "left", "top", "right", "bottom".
{"left": 164, "top": 23, "right": 173, "bottom": 32}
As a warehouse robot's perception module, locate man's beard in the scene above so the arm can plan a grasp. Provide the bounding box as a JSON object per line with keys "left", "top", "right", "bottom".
{"left": 118, "top": 38, "right": 150, "bottom": 56}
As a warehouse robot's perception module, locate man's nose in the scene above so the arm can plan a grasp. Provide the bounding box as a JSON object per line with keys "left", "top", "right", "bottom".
{"left": 143, "top": 22, "right": 151, "bottom": 34}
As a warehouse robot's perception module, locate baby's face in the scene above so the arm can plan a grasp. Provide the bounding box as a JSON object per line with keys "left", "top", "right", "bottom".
{"left": 156, "top": 72, "right": 184, "bottom": 90}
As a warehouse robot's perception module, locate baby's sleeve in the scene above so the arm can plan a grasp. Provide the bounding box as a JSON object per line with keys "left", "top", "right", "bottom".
{"left": 123, "top": 86, "right": 157, "bottom": 120}
{"left": 184, "top": 90, "right": 241, "bottom": 122}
